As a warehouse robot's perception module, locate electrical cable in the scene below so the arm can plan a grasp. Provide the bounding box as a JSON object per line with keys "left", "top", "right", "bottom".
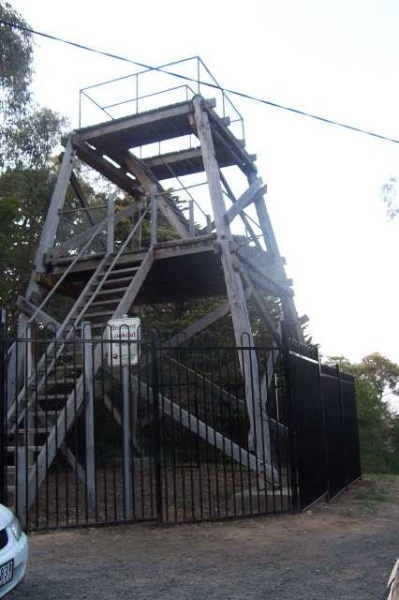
{"left": 2, "top": 17, "right": 399, "bottom": 145}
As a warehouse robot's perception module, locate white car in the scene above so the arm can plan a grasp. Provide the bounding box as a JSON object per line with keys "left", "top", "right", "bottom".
{"left": 0, "top": 504, "right": 28, "bottom": 598}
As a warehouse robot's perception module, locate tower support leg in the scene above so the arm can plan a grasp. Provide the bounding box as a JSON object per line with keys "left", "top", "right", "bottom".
{"left": 193, "top": 97, "right": 273, "bottom": 470}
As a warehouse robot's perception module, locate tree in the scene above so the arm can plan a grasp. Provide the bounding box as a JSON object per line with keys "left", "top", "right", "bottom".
{"left": 0, "top": 1, "right": 33, "bottom": 117}
{"left": 3, "top": 107, "right": 65, "bottom": 170}
{"left": 331, "top": 353, "right": 399, "bottom": 473}
{"left": 0, "top": 4, "right": 68, "bottom": 318}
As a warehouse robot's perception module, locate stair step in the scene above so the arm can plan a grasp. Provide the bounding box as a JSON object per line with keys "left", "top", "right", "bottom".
{"left": 36, "top": 392, "right": 73, "bottom": 400}
{"left": 85, "top": 311, "right": 114, "bottom": 319}
{"left": 107, "top": 266, "right": 140, "bottom": 276}
{"left": 96, "top": 287, "right": 128, "bottom": 296}
{"left": 31, "top": 378, "right": 77, "bottom": 388}
{"left": 102, "top": 276, "right": 134, "bottom": 286}
{"left": 90, "top": 299, "right": 120, "bottom": 307}
{"left": 6, "top": 465, "right": 35, "bottom": 474}
{"left": 12, "top": 428, "right": 49, "bottom": 435}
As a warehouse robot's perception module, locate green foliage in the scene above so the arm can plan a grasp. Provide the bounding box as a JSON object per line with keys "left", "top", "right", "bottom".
{"left": 0, "top": 1, "right": 33, "bottom": 115}
{"left": 2, "top": 107, "right": 66, "bottom": 169}
{"left": 0, "top": 4, "right": 67, "bottom": 317}
{"left": 355, "top": 352, "right": 399, "bottom": 397}
{"left": 331, "top": 353, "right": 399, "bottom": 474}
{"left": 0, "top": 167, "right": 57, "bottom": 317}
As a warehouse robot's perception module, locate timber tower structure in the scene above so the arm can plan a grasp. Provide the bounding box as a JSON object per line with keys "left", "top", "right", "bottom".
{"left": 8, "top": 58, "right": 307, "bottom": 517}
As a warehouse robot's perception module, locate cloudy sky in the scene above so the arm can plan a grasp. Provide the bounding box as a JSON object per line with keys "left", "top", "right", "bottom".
{"left": 9, "top": 0, "right": 399, "bottom": 364}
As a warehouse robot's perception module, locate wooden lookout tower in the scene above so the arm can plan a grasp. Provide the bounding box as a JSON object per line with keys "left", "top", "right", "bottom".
{"left": 6, "top": 59, "right": 307, "bottom": 517}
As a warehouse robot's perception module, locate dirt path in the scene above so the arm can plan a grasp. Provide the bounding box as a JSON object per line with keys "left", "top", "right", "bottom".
{"left": 10, "top": 476, "right": 399, "bottom": 599}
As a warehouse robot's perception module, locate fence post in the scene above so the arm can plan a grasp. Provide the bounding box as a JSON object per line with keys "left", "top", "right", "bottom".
{"left": 0, "top": 309, "right": 6, "bottom": 505}
{"left": 151, "top": 331, "right": 163, "bottom": 522}
{"left": 317, "top": 350, "right": 330, "bottom": 501}
{"left": 82, "top": 322, "right": 96, "bottom": 511}
{"left": 281, "top": 338, "right": 299, "bottom": 511}
{"left": 337, "top": 365, "right": 349, "bottom": 487}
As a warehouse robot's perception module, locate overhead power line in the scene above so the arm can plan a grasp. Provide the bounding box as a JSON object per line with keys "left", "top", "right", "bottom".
{"left": 1, "top": 17, "right": 399, "bottom": 145}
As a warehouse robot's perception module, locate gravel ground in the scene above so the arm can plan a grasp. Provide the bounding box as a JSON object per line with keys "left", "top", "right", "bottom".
{"left": 10, "top": 476, "right": 399, "bottom": 600}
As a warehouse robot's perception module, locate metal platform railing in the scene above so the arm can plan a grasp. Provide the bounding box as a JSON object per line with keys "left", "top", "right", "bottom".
{"left": 78, "top": 56, "right": 245, "bottom": 142}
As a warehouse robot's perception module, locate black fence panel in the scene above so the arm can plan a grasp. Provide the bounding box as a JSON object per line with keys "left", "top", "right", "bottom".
{"left": 2, "top": 325, "right": 158, "bottom": 531}
{"left": 157, "top": 343, "right": 293, "bottom": 523}
{"left": 286, "top": 341, "right": 328, "bottom": 510}
{"left": 340, "top": 373, "right": 361, "bottom": 485}
{"left": 321, "top": 364, "right": 346, "bottom": 499}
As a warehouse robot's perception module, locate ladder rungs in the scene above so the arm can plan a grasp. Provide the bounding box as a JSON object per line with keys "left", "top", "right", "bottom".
{"left": 107, "top": 266, "right": 139, "bottom": 275}
{"left": 90, "top": 299, "right": 120, "bottom": 307}
{"left": 96, "top": 287, "right": 128, "bottom": 296}
{"left": 102, "top": 276, "right": 134, "bottom": 286}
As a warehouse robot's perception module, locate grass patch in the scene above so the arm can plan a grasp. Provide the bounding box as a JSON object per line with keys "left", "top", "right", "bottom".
{"left": 350, "top": 474, "right": 397, "bottom": 516}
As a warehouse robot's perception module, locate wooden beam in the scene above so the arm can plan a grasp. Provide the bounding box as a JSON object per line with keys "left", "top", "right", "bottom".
{"left": 224, "top": 178, "right": 267, "bottom": 225}
{"left": 219, "top": 171, "right": 262, "bottom": 251}
{"left": 109, "top": 149, "right": 190, "bottom": 240}
{"left": 103, "top": 394, "right": 141, "bottom": 453}
{"left": 134, "top": 376, "right": 278, "bottom": 483}
{"left": 237, "top": 251, "right": 294, "bottom": 297}
{"left": 193, "top": 96, "right": 273, "bottom": 468}
{"left": 70, "top": 172, "right": 100, "bottom": 228}
{"left": 77, "top": 101, "right": 195, "bottom": 143}
{"left": 16, "top": 296, "right": 61, "bottom": 329}
{"left": 72, "top": 135, "right": 140, "bottom": 196}
{"left": 247, "top": 171, "right": 303, "bottom": 341}
{"left": 26, "top": 138, "right": 75, "bottom": 303}
{"left": 238, "top": 269, "right": 281, "bottom": 344}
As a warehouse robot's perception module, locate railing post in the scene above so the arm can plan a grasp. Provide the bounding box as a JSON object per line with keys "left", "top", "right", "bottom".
{"left": 107, "top": 192, "right": 116, "bottom": 256}
{"left": 122, "top": 362, "right": 133, "bottom": 521}
{"left": 189, "top": 200, "right": 195, "bottom": 237}
{"left": 281, "top": 338, "right": 299, "bottom": 511}
{"left": 151, "top": 331, "right": 163, "bottom": 522}
{"left": 317, "top": 350, "right": 329, "bottom": 500}
{"left": 150, "top": 185, "right": 158, "bottom": 245}
{"left": 82, "top": 322, "right": 96, "bottom": 510}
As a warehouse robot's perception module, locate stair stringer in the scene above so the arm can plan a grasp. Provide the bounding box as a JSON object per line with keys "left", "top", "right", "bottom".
{"left": 23, "top": 249, "right": 155, "bottom": 511}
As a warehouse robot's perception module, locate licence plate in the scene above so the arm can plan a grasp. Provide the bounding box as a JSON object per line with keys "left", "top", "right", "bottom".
{"left": 0, "top": 559, "right": 14, "bottom": 587}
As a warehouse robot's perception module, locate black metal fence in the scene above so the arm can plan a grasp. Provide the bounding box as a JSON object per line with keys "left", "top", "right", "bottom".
{"left": 0, "top": 324, "right": 361, "bottom": 531}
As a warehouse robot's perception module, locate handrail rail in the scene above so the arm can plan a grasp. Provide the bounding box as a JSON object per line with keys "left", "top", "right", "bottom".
{"left": 78, "top": 56, "right": 244, "bottom": 140}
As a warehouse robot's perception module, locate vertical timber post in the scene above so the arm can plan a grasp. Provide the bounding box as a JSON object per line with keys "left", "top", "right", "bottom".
{"left": 27, "top": 137, "right": 75, "bottom": 301}
{"left": 247, "top": 171, "right": 303, "bottom": 342}
{"left": 150, "top": 184, "right": 157, "bottom": 246}
{"left": 107, "top": 192, "right": 116, "bottom": 256}
{"left": 122, "top": 363, "right": 133, "bottom": 521}
{"left": 193, "top": 96, "right": 274, "bottom": 474}
{"left": 151, "top": 331, "right": 163, "bottom": 522}
{"left": 82, "top": 322, "right": 96, "bottom": 510}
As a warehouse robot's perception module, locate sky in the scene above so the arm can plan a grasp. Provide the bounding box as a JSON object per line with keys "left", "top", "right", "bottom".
{"left": 8, "top": 0, "right": 399, "bottom": 366}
